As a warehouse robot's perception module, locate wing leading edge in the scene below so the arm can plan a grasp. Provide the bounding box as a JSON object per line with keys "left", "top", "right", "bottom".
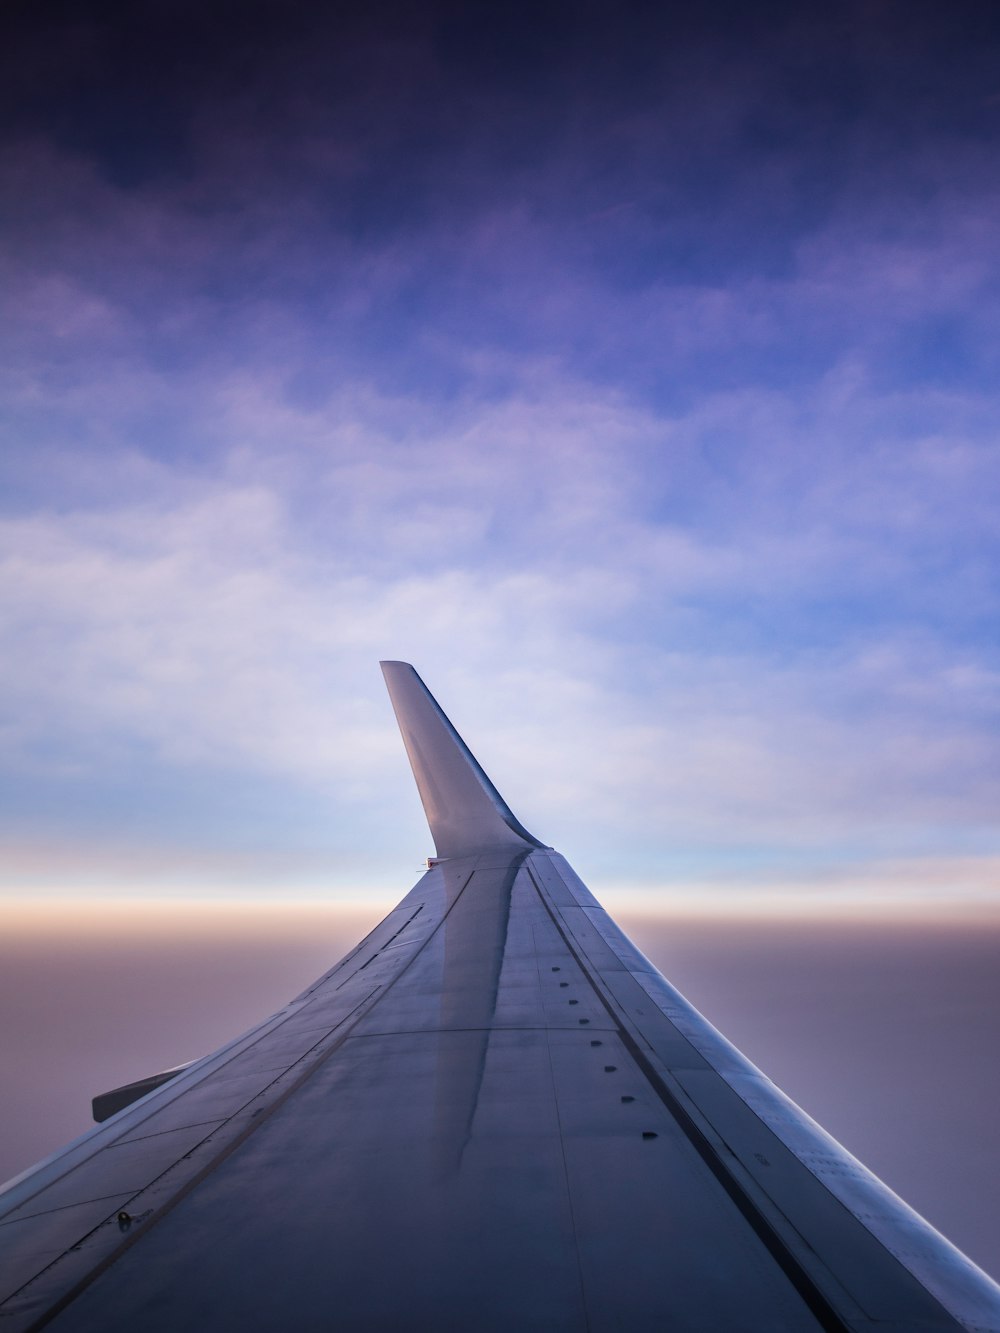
{"left": 0, "top": 665, "right": 998, "bottom": 1332}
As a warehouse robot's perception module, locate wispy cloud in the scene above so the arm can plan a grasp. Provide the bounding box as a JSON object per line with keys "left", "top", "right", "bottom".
{"left": 2, "top": 370, "right": 995, "bottom": 897}
{"left": 1, "top": 3, "right": 997, "bottom": 906}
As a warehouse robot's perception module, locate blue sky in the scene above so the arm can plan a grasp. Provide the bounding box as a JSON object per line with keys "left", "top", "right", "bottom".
{"left": 1, "top": 0, "right": 998, "bottom": 907}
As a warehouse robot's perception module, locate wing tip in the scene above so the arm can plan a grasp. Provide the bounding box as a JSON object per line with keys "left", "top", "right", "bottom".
{"left": 380, "top": 662, "right": 546, "bottom": 856}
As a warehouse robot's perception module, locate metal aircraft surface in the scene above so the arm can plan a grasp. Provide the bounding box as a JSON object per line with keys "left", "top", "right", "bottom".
{"left": 2, "top": 662, "right": 999, "bottom": 1330}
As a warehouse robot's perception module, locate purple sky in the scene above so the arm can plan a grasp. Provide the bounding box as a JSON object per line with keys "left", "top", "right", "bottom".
{"left": 1, "top": 0, "right": 999, "bottom": 1281}
{"left": 0, "top": 1, "right": 997, "bottom": 906}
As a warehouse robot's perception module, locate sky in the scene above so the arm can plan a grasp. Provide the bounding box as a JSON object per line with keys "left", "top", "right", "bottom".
{"left": 1, "top": 0, "right": 999, "bottom": 1289}
{"left": 1, "top": 0, "right": 997, "bottom": 908}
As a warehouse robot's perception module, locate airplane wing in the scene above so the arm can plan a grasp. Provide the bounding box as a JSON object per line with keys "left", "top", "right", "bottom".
{"left": 2, "top": 661, "right": 999, "bottom": 1331}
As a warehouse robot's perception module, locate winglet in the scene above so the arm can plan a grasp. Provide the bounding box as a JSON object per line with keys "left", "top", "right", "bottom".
{"left": 380, "top": 662, "right": 546, "bottom": 858}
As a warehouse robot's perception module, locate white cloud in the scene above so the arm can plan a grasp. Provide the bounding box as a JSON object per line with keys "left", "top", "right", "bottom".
{"left": 1, "top": 131, "right": 998, "bottom": 898}
{"left": 1, "top": 373, "right": 996, "bottom": 893}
